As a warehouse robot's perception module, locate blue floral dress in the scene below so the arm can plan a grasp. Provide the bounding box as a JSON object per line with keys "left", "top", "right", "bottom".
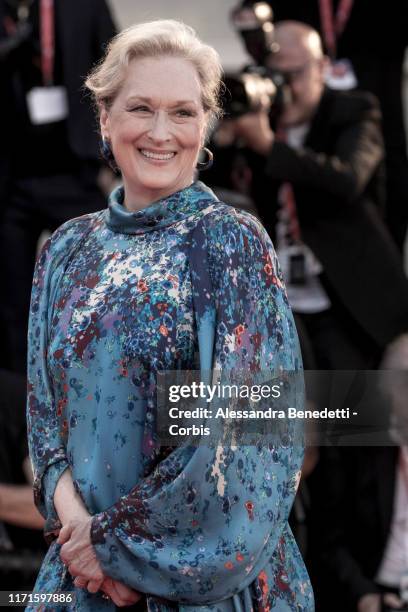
{"left": 26, "top": 181, "right": 314, "bottom": 611}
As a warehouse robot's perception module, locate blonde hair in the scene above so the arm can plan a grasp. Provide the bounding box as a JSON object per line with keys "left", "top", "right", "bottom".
{"left": 85, "top": 19, "right": 223, "bottom": 125}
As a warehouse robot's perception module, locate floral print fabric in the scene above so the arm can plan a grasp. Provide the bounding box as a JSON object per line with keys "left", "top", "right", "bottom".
{"left": 26, "top": 181, "right": 314, "bottom": 611}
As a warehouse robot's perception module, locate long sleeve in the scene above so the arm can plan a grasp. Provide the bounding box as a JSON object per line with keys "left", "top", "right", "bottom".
{"left": 27, "top": 237, "right": 69, "bottom": 538}
{"left": 90, "top": 207, "right": 306, "bottom": 607}
{"left": 27, "top": 215, "right": 98, "bottom": 539}
{"left": 265, "top": 93, "right": 384, "bottom": 204}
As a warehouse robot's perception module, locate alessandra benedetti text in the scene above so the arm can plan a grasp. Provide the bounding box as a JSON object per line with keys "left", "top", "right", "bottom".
{"left": 168, "top": 407, "right": 353, "bottom": 420}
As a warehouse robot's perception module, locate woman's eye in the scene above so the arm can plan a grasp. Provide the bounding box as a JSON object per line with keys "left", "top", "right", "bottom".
{"left": 176, "top": 109, "right": 194, "bottom": 118}
{"left": 130, "top": 105, "right": 151, "bottom": 113}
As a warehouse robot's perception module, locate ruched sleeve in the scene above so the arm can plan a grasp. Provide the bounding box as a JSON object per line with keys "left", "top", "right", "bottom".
{"left": 90, "top": 208, "right": 309, "bottom": 609}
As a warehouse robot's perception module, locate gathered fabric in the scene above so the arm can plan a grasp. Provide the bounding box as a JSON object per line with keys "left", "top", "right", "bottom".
{"left": 26, "top": 181, "right": 314, "bottom": 611}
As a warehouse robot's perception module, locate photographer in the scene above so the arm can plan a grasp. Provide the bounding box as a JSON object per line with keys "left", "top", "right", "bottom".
{"left": 215, "top": 16, "right": 408, "bottom": 372}
{"left": 266, "top": 0, "right": 408, "bottom": 253}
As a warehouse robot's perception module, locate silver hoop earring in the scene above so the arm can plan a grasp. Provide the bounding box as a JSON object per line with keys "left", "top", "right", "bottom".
{"left": 196, "top": 147, "right": 214, "bottom": 171}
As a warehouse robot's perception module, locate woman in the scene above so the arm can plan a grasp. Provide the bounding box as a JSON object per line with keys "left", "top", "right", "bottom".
{"left": 26, "top": 19, "right": 314, "bottom": 611}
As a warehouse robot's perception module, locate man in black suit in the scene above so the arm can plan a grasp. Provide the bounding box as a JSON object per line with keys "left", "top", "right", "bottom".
{"left": 231, "top": 20, "right": 408, "bottom": 370}
{"left": 0, "top": 0, "right": 116, "bottom": 372}
{"left": 265, "top": 0, "right": 408, "bottom": 253}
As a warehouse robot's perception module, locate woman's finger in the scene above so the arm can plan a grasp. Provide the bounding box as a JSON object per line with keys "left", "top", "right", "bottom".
{"left": 73, "top": 576, "right": 88, "bottom": 589}
{"left": 80, "top": 557, "right": 104, "bottom": 582}
{"left": 68, "top": 562, "right": 81, "bottom": 578}
{"left": 102, "top": 580, "right": 127, "bottom": 607}
{"left": 86, "top": 577, "right": 104, "bottom": 593}
{"left": 112, "top": 580, "right": 142, "bottom": 604}
{"left": 66, "top": 547, "right": 104, "bottom": 582}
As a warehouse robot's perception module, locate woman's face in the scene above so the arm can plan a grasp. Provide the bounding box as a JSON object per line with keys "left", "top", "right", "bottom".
{"left": 100, "top": 56, "right": 208, "bottom": 209}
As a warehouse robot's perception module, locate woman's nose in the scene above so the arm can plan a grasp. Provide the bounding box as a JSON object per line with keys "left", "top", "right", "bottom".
{"left": 148, "top": 111, "right": 171, "bottom": 142}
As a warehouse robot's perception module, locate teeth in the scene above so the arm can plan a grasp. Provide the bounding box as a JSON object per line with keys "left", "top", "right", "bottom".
{"left": 140, "top": 149, "right": 175, "bottom": 160}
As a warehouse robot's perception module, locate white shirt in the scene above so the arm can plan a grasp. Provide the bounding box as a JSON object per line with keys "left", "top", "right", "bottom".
{"left": 276, "top": 124, "right": 331, "bottom": 314}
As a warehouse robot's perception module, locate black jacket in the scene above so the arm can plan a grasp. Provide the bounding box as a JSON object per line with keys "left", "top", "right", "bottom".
{"left": 256, "top": 87, "right": 408, "bottom": 349}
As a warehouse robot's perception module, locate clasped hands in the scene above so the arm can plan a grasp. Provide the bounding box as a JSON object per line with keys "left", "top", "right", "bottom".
{"left": 57, "top": 517, "right": 141, "bottom": 607}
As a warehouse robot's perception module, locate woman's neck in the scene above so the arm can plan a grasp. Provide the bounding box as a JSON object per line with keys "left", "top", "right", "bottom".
{"left": 123, "top": 178, "right": 195, "bottom": 212}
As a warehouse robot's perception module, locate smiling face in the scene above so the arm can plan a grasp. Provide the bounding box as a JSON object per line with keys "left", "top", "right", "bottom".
{"left": 100, "top": 56, "right": 208, "bottom": 210}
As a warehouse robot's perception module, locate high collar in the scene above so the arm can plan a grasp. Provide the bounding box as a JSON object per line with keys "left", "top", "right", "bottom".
{"left": 105, "top": 181, "right": 218, "bottom": 235}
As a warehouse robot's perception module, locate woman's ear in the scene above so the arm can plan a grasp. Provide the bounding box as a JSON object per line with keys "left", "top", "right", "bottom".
{"left": 100, "top": 105, "right": 110, "bottom": 140}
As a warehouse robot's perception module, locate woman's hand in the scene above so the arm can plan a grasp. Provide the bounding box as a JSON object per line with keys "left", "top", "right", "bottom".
{"left": 74, "top": 576, "right": 142, "bottom": 607}
{"left": 58, "top": 518, "right": 142, "bottom": 606}
{"left": 58, "top": 518, "right": 104, "bottom": 583}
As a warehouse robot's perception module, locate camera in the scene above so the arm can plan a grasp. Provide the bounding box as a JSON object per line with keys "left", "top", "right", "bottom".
{"left": 222, "top": 1, "right": 291, "bottom": 119}
{"left": 222, "top": 67, "right": 288, "bottom": 120}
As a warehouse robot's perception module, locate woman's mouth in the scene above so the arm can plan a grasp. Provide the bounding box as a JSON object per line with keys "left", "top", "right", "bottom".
{"left": 139, "top": 149, "right": 176, "bottom": 161}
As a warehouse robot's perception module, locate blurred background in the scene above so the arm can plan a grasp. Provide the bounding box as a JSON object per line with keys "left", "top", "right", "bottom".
{"left": 109, "top": 0, "right": 249, "bottom": 70}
